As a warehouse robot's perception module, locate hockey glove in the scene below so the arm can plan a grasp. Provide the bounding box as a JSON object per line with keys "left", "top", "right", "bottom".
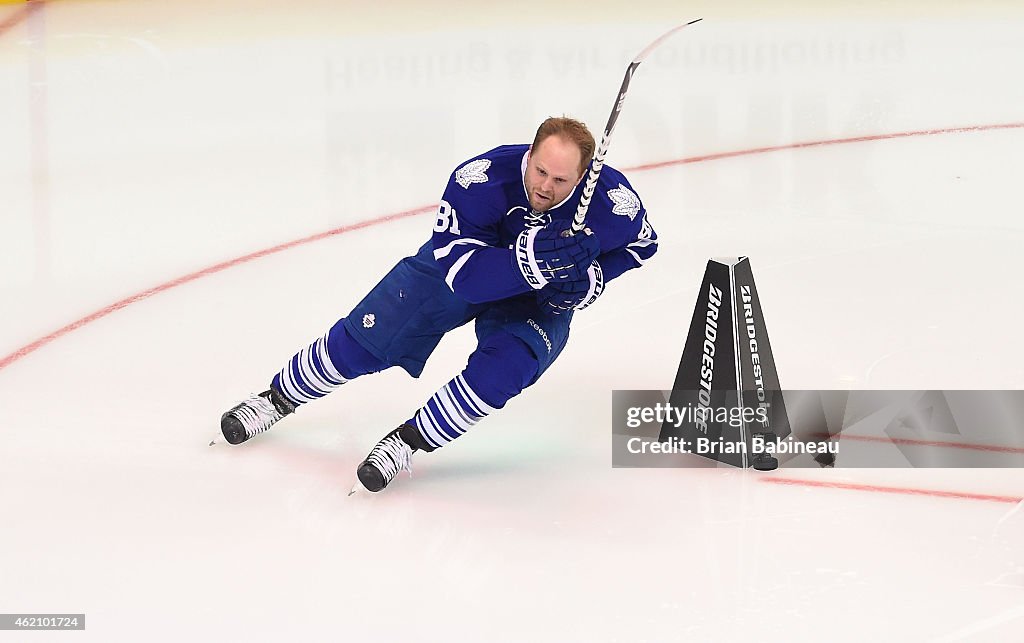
{"left": 537, "top": 260, "right": 605, "bottom": 314}
{"left": 514, "top": 221, "right": 600, "bottom": 290}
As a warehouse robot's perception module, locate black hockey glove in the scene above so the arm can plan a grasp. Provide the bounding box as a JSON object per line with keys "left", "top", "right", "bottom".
{"left": 514, "top": 221, "right": 600, "bottom": 290}
{"left": 536, "top": 260, "right": 605, "bottom": 314}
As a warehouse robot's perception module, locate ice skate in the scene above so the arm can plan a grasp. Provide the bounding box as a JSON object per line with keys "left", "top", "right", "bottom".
{"left": 356, "top": 425, "right": 419, "bottom": 492}
{"left": 220, "top": 387, "right": 295, "bottom": 445}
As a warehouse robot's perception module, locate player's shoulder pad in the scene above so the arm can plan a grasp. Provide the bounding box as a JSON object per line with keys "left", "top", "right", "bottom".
{"left": 449, "top": 145, "right": 528, "bottom": 192}
{"left": 453, "top": 157, "right": 492, "bottom": 189}
{"left": 597, "top": 165, "right": 644, "bottom": 222}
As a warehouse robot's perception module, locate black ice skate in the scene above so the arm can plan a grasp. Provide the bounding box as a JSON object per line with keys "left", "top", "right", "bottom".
{"left": 220, "top": 387, "right": 295, "bottom": 445}
{"left": 356, "top": 425, "right": 422, "bottom": 492}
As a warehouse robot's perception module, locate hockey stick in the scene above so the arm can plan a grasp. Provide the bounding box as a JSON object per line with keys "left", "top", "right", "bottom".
{"left": 570, "top": 18, "right": 703, "bottom": 234}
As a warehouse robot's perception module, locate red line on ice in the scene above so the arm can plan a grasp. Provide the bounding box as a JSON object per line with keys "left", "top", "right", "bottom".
{"left": 3, "top": 121, "right": 1024, "bottom": 374}
{"left": 811, "top": 432, "right": 1024, "bottom": 455}
{"left": 629, "top": 122, "right": 1024, "bottom": 171}
{"left": 762, "top": 477, "right": 1023, "bottom": 505}
{"left": 0, "top": 206, "right": 433, "bottom": 371}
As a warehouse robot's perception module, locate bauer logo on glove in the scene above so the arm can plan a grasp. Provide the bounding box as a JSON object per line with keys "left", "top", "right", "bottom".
{"left": 515, "top": 220, "right": 600, "bottom": 289}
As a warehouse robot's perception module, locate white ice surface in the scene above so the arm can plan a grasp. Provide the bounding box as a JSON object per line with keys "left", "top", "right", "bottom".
{"left": 1, "top": 2, "right": 1023, "bottom": 641}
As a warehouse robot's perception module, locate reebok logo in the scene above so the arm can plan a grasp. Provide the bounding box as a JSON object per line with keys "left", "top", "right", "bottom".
{"left": 527, "top": 318, "right": 552, "bottom": 354}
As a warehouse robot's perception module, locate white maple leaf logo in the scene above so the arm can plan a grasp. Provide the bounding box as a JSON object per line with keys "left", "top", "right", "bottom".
{"left": 455, "top": 159, "right": 491, "bottom": 189}
{"left": 608, "top": 184, "right": 641, "bottom": 220}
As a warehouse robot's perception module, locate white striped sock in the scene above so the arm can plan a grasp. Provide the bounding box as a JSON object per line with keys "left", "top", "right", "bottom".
{"left": 412, "top": 376, "right": 492, "bottom": 449}
{"left": 276, "top": 333, "right": 348, "bottom": 405}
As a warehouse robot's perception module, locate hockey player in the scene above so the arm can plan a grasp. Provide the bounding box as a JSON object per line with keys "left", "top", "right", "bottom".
{"left": 220, "top": 116, "right": 658, "bottom": 492}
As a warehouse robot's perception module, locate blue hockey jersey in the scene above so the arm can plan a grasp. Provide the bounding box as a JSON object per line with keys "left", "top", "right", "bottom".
{"left": 422, "top": 144, "right": 658, "bottom": 304}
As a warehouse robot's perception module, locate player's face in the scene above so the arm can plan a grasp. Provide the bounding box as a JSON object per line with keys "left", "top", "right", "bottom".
{"left": 524, "top": 135, "right": 585, "bottom": 212}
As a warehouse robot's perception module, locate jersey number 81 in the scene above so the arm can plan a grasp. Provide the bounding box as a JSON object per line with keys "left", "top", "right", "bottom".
{"left": 433, "top": 200, "right": 462, "bottom": 235}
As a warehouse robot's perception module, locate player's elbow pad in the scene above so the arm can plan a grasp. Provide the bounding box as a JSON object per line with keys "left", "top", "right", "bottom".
{"left": 450, "top": 275, "right": 494, "bottom": 304}
{"left": 446, "top": 247, "right": 534, "bottom": 303}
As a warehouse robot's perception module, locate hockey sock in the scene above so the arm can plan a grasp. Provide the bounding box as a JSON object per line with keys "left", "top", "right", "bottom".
{"left": 407, "top": 332, "right": 539, "bottom": 451}
{"left": 272, "top": 319, "right": 387, "bottom": 407}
